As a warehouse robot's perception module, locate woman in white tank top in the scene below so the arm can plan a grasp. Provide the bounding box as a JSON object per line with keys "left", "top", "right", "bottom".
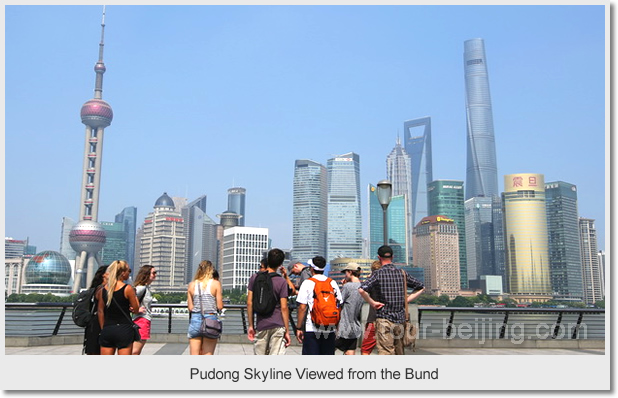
{"left": 187, "top": 260, "right": 223, "bottom": 355}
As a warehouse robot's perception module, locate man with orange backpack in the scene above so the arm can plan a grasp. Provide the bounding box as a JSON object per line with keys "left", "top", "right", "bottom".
{"left": 295, "top": 256, "right": 342, "bottom": 355}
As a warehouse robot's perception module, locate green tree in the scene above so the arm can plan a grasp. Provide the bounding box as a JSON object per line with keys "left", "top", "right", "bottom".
{"left": 437, "top": 294, "right": 451, "bottom": 306}
{"left": 415, "top": 294, "right": 439, "bottom": 305}
{"left": 449, "top": 296, "right": 473, "bottom": 307}
{"left": 594, "top": 300, "right": 605, "bottom": 309}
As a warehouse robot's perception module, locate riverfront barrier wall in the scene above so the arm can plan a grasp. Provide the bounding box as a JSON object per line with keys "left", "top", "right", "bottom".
{"left": 5, "top": 303, "right": 605, "bottom": 349}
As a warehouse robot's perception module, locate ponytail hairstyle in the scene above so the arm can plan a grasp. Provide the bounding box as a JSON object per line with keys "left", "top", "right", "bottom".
{"left": 105, "top": 260, "right": 130, "bottom": 307}
{"left": 351, "top": 267, "right": 361, "bottom": 278}
{"left": 193, "top": 260, "right": 214, "bottom": 286}
{"left": 133, "top": 265, "right": 155, "bottom": 287}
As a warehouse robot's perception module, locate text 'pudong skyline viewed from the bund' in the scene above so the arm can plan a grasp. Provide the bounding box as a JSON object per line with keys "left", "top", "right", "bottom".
{"left": 5, "top": 5, "right": 606, "bottom": 255}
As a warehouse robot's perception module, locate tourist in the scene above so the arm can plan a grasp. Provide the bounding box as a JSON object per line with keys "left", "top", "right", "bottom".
{"left": 335, "top": 263, "right": 364, "bottom": 355}
{"left": 97, "top": 260, "right": 140, "bottom": 355}
{"left": 358, "top": 245, "right": 424, "bottom": 355}
{"left": 187, "top": 260, "right": 223, "bottom": 355}
{"left": 360, "top": 260, "right": 382, "bottom": 355}
{"left": 246, "top": 248, "right": 291, "bottom": 354}
{"left": 83, "top": 265, "right": 108, "bottom": 355}
{"left": 296, "top": 256, "right": 342, "bottom": 355}
{"left": 131, "top": 265, "right": 157, "bottom": 355}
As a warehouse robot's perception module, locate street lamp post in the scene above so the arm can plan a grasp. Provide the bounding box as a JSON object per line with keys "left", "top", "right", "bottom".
{"left": 377, "top": 180, "right": 393, "bottom": 246}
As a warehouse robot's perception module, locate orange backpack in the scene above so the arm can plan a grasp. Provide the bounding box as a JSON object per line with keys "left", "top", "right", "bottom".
{"left": 309, "top": 277, "right": 340, "bottom": 328}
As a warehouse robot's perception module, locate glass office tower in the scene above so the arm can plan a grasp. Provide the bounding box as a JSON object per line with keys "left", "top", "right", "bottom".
{"left": 115, "top": 206, "right": 137, "bottom": 272}
{"left": 545, "top": 181, "right": 583, "bottom": 301}
{"left": 327, "top": 152, "right": 362, "bottom": 261}
{"left": 428, "top": 180, "right": 467, "bottom": 289}
{"left": 293, "top": 159, "right": 328, "bottom": 260}
{"left": 227, "top": 188, "right": 246, "bottom": 226}
{"left": 464, "top": 38, "right": 499, "bottom": 200}
{"left": 99, "top": 221, "right": 128, "bottom": 268}
{"left": 404, "top": 117, "right": 433, "bottom": 231}
{"left": 368, "top": 184, "right": 408, "bottom": 264}
{"left": 386, "top": 137, "right": 413, "bottom": 263}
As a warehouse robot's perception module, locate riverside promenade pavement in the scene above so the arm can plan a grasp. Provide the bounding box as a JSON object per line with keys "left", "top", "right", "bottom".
{"left": 5, "top": 342, "right": 605, "bottom": 355}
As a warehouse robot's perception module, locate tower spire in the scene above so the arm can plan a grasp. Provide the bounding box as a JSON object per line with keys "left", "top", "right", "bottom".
{"left": 94, "top": 6, "right": 107, "bottom": 99}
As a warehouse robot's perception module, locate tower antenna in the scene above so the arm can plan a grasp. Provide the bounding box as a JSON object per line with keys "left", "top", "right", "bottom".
{"left": 94, "top": 6, "right": 107, "bottom": 99}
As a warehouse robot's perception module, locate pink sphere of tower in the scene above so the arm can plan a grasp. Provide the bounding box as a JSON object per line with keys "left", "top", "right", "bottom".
{"left": 80, "top": 99, "right": 113, "bottom": 128}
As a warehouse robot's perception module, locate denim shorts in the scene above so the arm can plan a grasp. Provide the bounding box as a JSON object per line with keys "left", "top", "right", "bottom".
{"left": 187, "top": 313, "right": 220, "bottom": 339}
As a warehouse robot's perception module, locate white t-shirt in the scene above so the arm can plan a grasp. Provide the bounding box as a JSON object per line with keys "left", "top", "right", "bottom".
{"left": 296, "top": 274, "right": 343, "bottom": 333}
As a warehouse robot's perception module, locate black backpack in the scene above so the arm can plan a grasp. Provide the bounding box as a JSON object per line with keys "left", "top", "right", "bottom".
{"left": 252, "top": 271, "right": 280, "bottom": 316}
{"left": 72, "top": 287, "right": 96, "bottom": 327}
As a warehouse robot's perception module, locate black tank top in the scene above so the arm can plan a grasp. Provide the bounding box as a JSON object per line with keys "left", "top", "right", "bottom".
{"left": 102, "top": 284, "right": 132, "bottom": 326}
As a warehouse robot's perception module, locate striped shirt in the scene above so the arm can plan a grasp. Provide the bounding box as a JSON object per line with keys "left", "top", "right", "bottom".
{"left": 192, "top": 279, "right": 218, "bottom": 314}
{"left": 359, "top": 263, "right": 424, "bottom": 324}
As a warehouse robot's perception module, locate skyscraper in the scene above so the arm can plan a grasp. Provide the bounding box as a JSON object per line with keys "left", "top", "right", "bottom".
{"left": 502, "top": 173, "right": 551, "bottom": 302}
{"left": 139, "top": 193, "right": 186, "bottom": 293}
{"left": 579, "top": 218, "right": 603, "bottom": 304}
{"left": 465, "top": 196, "right": 495, "bottom": 283}
{"left": 545, "top": 181, "right": 583, "bottom": 301}
{"left": 413, "top": 215, "right": 461, "bottom": 299}
{"left": 59, "top": 217, "right": 76, "bottom": 261}
{"left": 327, "top": 152, "right": 362, "bottom": 261}
{"left": 464, "top": 38, "right": 499, "bottom": 200}
{"left": 227, "top": 188, "right": 246, "bottom": 226}
{"left": 115, "top": 206, "right": 137, "bottom": 272}
{"left": 292, "top": 159, "right": 328, "bottom": 260}
{"left": 221, "top": 226, "right": 269, "bottom": 290}
{"left": 368, "top": 184, "right": 408, "bottom": 263}
{"left": 428, "top": 180, "right": 467, "bottom": 288}
{"left": 70, "top": 8, "right": 112, "bottom": 292}
{"left": 182, "top": 195, "right": 208, "bottom": 283}
{"left": 403, "top": 117, "right": 433, "bottom": 231}
{"left": 386, "top": 137, "right": 413, "bottom": 262}
{"left": 99, "top": 221, "right": 128, "bottom": 267}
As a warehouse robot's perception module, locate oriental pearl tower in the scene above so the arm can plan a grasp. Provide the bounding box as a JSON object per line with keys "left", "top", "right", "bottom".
{"left": 70, "top": 7, "right": 113, "bottom": 292}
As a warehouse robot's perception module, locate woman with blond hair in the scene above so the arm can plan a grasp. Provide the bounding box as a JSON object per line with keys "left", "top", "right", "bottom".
{"left": 132, "top": 264, "right": 157, "bottom": 355}
{"left": 187, "top": 260, "right": 223, "bottom": 355}
{"left": 96, "top": 260, "right": 140, "bottom": 355}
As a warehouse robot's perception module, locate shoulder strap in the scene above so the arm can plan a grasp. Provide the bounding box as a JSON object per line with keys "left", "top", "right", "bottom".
{"left": 136, "top": 285, "right": 147, "bottom": 305}
{"left": 402, "top": 270, "right": 409, "bottom": 321}
{"left": 197, "top": 282, "right": 205, "bottom": 317}
{"left": 111, "top": 286, "right": 134, "bottom": 323}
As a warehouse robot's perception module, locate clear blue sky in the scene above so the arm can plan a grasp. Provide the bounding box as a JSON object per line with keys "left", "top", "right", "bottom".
{"left": 5, "top": 5, "right": 606, "bottom": 256}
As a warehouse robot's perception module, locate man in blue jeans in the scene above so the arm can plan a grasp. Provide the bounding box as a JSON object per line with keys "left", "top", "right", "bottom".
{"left": 295, "top": 256, "right": 342, "bottom": 355}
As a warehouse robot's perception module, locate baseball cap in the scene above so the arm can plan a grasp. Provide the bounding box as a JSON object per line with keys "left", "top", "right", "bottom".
{"left": 308, "top": 257, "right": 326, "bottom": 271}
{"left": 340, "top": 263, "right": 361, "bottom": 272}
{"left": 287, "top": 259, "right": 308, "bottom": 272}
{"left": 377, "top": 245, "right": 393, "bottom": 258}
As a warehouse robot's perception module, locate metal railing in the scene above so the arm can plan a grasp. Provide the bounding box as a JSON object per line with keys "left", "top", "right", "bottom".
{"left": 5, "top": 303, "right": 605, "bottom": 341}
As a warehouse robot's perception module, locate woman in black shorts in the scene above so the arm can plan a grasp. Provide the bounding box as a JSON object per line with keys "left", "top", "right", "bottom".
{"left": 83, "top": 265, "right": 108, "bottom": 355}
{"left": 96, "top": 260, "right": 140, "bottom": 355}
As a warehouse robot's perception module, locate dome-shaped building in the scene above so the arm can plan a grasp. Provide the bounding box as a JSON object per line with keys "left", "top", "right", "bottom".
{"left": 21, "top": 251, "right": 73, "bottom": 296}
{"left": 154, "top": 192, "right": 175, "bottom": 209}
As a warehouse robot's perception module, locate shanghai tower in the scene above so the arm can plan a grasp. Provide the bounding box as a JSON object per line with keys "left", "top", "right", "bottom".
{"left": 70, "top": 7, "right": 113, "bottom": 292}
{"left": 464, "top": 38, "right": 498, "bottom": 199}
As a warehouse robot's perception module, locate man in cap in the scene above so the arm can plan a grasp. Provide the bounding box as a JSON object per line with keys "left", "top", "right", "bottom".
{"left": 295, "top": 256, "right": 343, "bottom": 355}
{"left": 281, "top": 258, "right": 313, "bottom": 295}
{"left": 358, "top": 245, "right": 424, "bottom": 355}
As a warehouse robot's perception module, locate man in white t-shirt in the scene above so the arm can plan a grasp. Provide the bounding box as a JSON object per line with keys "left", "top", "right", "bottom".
{"left": 295, "top": 256, "right": 342, "bottom": 355}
